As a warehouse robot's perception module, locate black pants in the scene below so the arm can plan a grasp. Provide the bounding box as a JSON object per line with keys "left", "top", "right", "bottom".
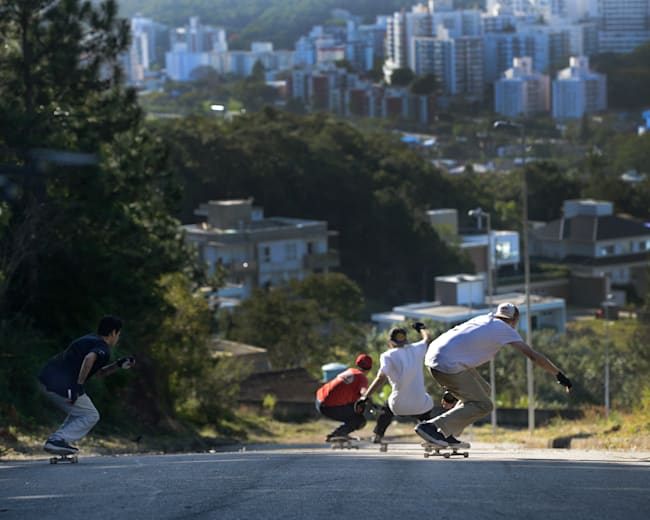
{"left": 373, "top": 404, "right": 435, "bottom": 437}
{"left": 318, "top": 403, "right": 367, "bottom": 437}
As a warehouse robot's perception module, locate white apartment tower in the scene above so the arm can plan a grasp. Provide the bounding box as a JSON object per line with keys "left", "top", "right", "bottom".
{"left": 552, "top": 56, "right": 607, "bottom": 119}
{"left": 495, "top": 57, "right": 550, "bottom": 117}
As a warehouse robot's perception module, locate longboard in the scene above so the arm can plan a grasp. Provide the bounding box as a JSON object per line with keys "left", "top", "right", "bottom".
{"left": 48, "top": 453, "right": 78, "bottom": 464}
{"left": 329, "top": 436, "right": 360, "bottom": 450}
{"left": 45, "top": 446, "right": 79, "bottom": 464}
{"left": 421, "top": 442, "right": 469, "bottom": 459}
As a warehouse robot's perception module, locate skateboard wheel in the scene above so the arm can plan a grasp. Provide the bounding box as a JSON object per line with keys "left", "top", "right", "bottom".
{"left": 49, "top": 458, "right": 57, "bottom": 464}
{"left": 443, "top": 453, "right": 450, "bottom": 458}
{"left": 463, "top": 453, "right": 469, "bottom": 458}
{"left": 380, "top": 444, "right": 387, "bottom": 452}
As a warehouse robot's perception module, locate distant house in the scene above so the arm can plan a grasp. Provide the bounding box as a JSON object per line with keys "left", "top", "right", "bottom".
{"left": 182, "top": 198, "right": 340, "bottom": 299}
{"left": 371, "top": 280, "right": 566, "bottom": 335}
{"left": 530, "top": 199, "right": 650, "bottom": 299}
{"left": 211, "top": 338, "right": 320, "bottom": 419}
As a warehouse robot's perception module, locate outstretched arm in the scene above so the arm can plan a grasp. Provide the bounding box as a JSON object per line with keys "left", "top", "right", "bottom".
{"left": 509, "top": 341, "right": 572, "bottom": 392}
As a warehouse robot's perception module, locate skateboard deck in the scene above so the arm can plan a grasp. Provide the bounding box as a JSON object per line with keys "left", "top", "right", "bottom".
{"left": 421, "top": 442, "right": 469, "bottom": 459}
{"left": 329, "top": 436, "right": 360, "bottom": 450}
{"left": 48, "top": 453, "right": 78, "bottom": 464}
{"left": 45, "top": 447, "right": 79, "bottom": 464}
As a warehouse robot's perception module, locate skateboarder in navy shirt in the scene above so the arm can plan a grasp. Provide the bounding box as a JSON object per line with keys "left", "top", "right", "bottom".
{"left": 38, "top": 315, "right": 135, "bottom": 454}
{"left": 316, "top": 354, "right": 372, "bottom": 441}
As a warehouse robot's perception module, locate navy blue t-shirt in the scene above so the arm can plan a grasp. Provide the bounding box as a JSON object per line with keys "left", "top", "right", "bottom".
{"left": 38, "top": 334, "right": 111, "bottom": 397}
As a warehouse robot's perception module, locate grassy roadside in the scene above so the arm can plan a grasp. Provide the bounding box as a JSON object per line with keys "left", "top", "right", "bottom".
{"left": 2, "top": 407, "right": 649, "bottom": 460}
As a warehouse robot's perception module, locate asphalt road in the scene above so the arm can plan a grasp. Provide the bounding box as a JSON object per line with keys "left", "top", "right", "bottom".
{"left": 1, "top": 443, "right": 649, "bottom": 520}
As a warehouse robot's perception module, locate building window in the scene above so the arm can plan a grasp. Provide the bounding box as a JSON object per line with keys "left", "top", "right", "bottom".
{"left": 640, "top": 240, "right": 650, "bottom": 251}
{"left": 495, "top": 240, "right": 512, "bottom": 261}
{"left": 285, "top": 243, "right": 297, "bottom": 260}
{"left": 599, "top": 245, "right": 615, "bottom": 256}
{"left": 262, "top": 246, "right": 271, "bottom": 263}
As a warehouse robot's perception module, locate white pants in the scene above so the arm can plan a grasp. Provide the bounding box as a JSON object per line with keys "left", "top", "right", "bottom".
{"left": 40, "top": 385, "right": 100, "bottom": 442}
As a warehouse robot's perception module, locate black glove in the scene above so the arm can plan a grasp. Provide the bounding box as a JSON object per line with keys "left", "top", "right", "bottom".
{"left": 354, "top": 396, "right": 368, "bottom": 414}
{"left": 117, "top": 356, "right": 136, "bottom": 369}
{"left": 556, "top": 372, "right": 572, "bottom": 390}
{"left": 67, "top": 382, "right": 85, "bottom": 403}
{"left": 412, "top": 322, "right": 426, "bottom": 332}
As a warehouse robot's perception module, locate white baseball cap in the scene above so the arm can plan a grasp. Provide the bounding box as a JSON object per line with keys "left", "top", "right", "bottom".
{"left": 494, "top": 302, "right": 519, "bottom": 320}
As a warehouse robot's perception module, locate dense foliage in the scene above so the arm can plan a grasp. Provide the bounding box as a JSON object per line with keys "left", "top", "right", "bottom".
{"left": 0, "top": 0, "right": 218, "bottom": 431}
{"left": 151, "top": 109, "right": 474, "bottom": 304}
{"left": 592, "top": 41, "right": 650, "bottom": 110}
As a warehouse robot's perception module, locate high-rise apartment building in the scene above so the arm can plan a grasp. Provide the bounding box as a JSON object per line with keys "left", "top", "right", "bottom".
{"left": 597, "top": 0, "right": 650, "bottom": 53}
{"left": 552, "top": 56, "right": 607, "bottom": 119}
{"left": 495, "top": 57, "right": 550, "bottom": 117}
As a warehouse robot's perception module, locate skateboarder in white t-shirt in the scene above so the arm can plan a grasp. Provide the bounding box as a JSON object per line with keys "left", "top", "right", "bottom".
{"left": 415, "top": 302, "right": 573, "bottom": 448}
{"left": 358, "top": 323, "right": 439, "bottom": 445}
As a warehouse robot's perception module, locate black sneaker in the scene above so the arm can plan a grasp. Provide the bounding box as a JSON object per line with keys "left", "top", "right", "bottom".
{"left": 445, "top": 435, "right": 470, "bottom": 449}
{"left": 44, "top": 438, "right": 78, "bottom": 454}
{"left": 371, "top": 434, "right": 383, "bottom": 444}
{"left": 414, "top": 422, "right": 449, "bottom": 447}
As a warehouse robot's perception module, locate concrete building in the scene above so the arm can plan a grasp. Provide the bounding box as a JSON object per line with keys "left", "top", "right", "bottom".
{"left": 122, "top": 15, "right": 168, "bottom": 86}
{"left": 182, "top": 199, "right": 340, "bottom": 299}
{"left": 552, "top": 56, "right": 606, "bottom": 119}
{"left": 530, "top": 199, "right": 650, "bottom": 298}
{"left": 483, "top": 31, "right": 551, "bottom": 85}
{"left": 413, "top": 29, "right": 484, "bottom": 100}
{"left": 495, "top": 57, "right": 550, "bottom": 117}
{"left": 597, "top": 0, "right": 650, "bottom": 53}
{"left": 371, "top": 282, "right": 566, "bottom": 335}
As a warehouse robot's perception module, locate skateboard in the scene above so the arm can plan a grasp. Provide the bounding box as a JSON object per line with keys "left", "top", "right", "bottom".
{"left": 45, "top": 447, "right": 79, "bottom": 464}
{"left": 421, "top": 442, "right": 469, "bottom": 459}
{"left": 48, "top": 453, "right": 78, "bottom": 464}
{"left": 329, "top": 436, "right": 360, "bottom": 450}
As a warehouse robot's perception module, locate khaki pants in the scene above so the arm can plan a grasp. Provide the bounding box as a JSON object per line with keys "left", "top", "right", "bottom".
{"left": 428, "top": 367, "right": 493, "bottom": 438}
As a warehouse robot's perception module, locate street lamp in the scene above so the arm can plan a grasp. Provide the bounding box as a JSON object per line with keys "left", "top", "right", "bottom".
{"left": 493, "top": 120, "right": 535, "bottom": 432}
{"left": 468, "top": 207, "right": 497, "bottom": 434}
{"left": 603, "top": 292, "right": 615, "bottom": 418}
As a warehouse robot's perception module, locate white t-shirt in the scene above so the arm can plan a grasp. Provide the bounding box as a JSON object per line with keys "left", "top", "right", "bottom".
{"left": 424, "top": 313, "right": 523, "bottom": 374}
{"left": 380, "top": 340, "right": 433, "bottom": 416}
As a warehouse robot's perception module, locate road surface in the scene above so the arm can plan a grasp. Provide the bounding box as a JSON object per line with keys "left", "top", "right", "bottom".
{"left": 1, "top": 443, "right": 648, "bottom": 519}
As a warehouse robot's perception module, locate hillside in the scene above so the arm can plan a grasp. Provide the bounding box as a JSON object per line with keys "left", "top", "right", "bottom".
{"left": 117, "top": 0, "right": 415, "bottom": 49}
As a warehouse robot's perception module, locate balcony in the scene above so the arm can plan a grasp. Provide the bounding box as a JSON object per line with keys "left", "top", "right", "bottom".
{"left": 303, "top": 250, "right": 340, "bottom": 270}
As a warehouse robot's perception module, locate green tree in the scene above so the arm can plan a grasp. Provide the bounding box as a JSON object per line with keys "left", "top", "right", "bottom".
{"left": 227, "top": 274, "right": 367, "bottom": 372}
{"left": 0, "top": 1, "right": 201, "bottom": 429}
{"left": 390, "top": 68, "right": 415, "bottom": 87}
{"left": 410, "top": 74, "right": 438, "bottom": 95}
{"left": 154, "top": 110, "right": 473, "bottom": 304}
